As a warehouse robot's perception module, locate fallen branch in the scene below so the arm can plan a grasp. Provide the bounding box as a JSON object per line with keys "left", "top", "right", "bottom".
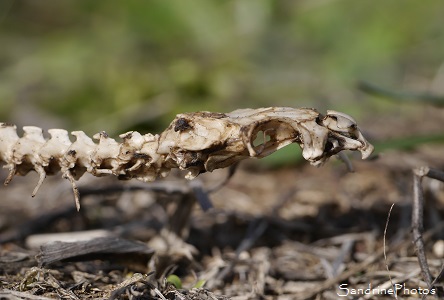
{"left": 358, "top": 81, "right": 444, "bottom": 107}
{"left": 36, "top": 236, "right": 154, "bottom": 268}
{"left": 412, "top": 167, "right": 444, "bottom": 289}
{"left": 0, "top": 107, "right": 373, "bottom": 210}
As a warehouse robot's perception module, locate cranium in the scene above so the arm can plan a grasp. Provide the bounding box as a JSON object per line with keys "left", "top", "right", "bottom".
{"left": 160, "top": 107, "right": 374, "bottom": 178}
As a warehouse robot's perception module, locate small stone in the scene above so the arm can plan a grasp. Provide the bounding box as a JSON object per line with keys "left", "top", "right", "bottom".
{"left": 433, "top": 240, "right": 444, "bottom": 258}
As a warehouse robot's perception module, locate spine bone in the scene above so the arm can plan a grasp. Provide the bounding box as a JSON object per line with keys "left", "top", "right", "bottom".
{"left": 0, "top": 107, "right": 374, "bottom": 210}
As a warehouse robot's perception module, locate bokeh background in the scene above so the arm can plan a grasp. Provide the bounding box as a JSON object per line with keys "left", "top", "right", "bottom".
{"left": 1, "top": 0, "right": 444, "bottom": 164}
{"left": 2, "top": 2, "right": 444, "bottom": 297}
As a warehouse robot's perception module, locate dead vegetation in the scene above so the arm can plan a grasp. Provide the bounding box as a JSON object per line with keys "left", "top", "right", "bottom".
{"left": 1, "top": 108, "right": 444, "bottom": 299}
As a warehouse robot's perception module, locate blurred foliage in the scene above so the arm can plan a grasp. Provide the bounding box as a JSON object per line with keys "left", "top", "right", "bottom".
{"left": 0, "top": 0, "right": 443, "bottom": 165}
{"left": 166, "top": 274, "right": 182, "bottom": 289}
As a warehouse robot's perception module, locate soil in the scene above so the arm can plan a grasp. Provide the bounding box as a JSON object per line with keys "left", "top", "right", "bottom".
{"left": 2, "top": 114, "right": 444, "bottom": 299}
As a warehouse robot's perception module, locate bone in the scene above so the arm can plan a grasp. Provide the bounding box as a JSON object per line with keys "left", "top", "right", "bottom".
{"left": 0, "top": 107, "right": 373, "bottom": 209}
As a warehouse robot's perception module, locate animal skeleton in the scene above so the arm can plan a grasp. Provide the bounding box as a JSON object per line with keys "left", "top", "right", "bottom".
{"left": 0, "top": 107, "right": 373, "bottom": 210}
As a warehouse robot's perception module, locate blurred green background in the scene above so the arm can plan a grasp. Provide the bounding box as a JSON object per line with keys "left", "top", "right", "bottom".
{"left": 1, "top": 0, "right": 443, "bottom": 164}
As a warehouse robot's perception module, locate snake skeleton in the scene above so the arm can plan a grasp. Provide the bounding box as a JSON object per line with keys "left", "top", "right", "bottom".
{"left": 0, "top": 107, "right": 374, "bottom": 210}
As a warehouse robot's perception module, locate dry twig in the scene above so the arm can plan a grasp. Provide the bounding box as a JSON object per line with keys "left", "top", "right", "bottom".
{"left": 412, "top": 167, "right": 444, "bottom": 291}
{"left": 383, "top": 203, "right": 397, "bottom": 299}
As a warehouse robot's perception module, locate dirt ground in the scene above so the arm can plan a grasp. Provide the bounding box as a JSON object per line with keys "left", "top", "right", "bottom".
{"left": 1, "top": 111, "right": 444, "bottom": 299}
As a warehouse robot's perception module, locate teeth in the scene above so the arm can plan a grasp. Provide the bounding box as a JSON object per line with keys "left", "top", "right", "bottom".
{"left": 0, "top": 108, "right": 373, "bottom": 209}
